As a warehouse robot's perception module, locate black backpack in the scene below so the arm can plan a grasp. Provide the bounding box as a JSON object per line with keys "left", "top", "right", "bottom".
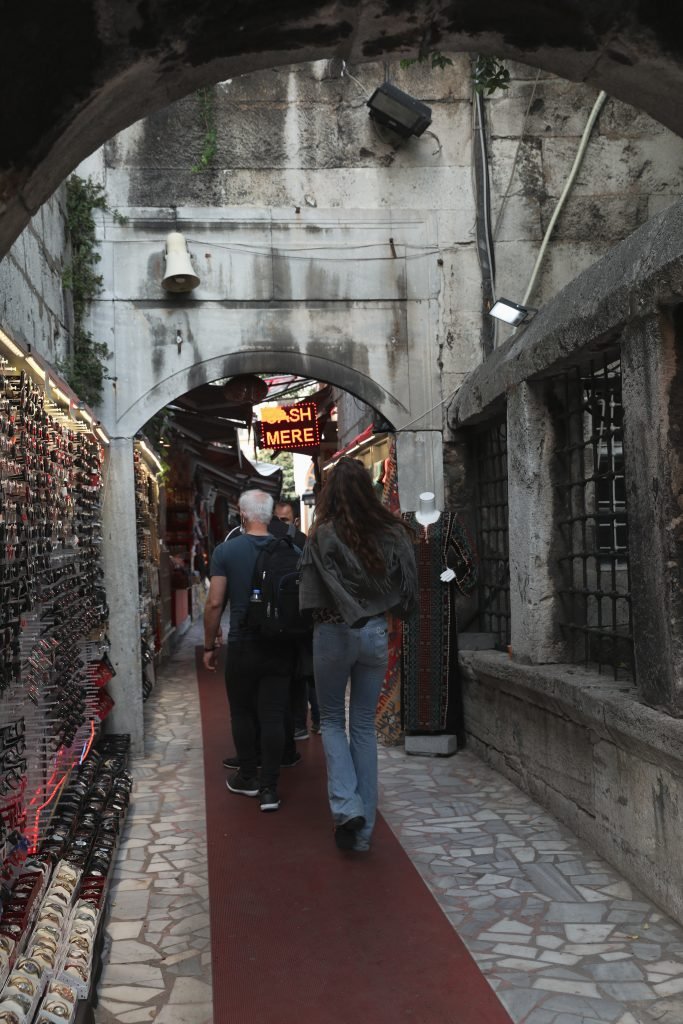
{"left": 245, "top": 536, "right": 313, "bottom": 637}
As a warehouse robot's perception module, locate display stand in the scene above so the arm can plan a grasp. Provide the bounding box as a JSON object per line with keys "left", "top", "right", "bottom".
{"left": 403, "top": 493, "right": 461, "bottom": 757}
{"left": 134, "top": 444, "right": 165, "bottom": 701}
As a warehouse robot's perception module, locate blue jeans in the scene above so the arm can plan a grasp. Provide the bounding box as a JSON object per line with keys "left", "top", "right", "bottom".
{"left": 313, "top": 616, "right": 388, "bottom": 848}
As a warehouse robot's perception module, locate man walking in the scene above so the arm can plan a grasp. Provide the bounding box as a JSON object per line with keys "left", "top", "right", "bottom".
{"left": 203, "top": 490, "right": 296, "bottom": 812}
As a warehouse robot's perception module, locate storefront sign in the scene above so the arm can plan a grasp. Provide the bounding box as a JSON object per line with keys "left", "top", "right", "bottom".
{"left": 259, "top": 402, "right": 320, "bottom": 450}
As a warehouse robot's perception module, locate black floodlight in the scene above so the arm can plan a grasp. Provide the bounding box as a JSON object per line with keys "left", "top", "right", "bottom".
{"left": 366, "top": 82, "right": 432, "bottom": 138}
{"left": 489, "top": 298, "right": 537, "bottom": 326}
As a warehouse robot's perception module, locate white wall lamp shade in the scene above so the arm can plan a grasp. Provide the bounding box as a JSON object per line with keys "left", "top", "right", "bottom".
{"left": 489, "top": 298, "right": 536, "bottom": 326}
{"left": 162, "top": 232, "right": 200, "bottom": 293}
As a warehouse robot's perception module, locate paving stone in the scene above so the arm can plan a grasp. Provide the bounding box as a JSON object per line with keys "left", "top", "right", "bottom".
{"left": 95, "top": 617, "right": 683, "bottom": 1024}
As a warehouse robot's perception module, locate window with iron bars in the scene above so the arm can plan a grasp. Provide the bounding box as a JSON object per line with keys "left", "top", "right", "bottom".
{"left": 474, "top": 417, "right": 511, "bottom": 649}
{"left": 550, "top": 354, "right": 633, "bottom": 678}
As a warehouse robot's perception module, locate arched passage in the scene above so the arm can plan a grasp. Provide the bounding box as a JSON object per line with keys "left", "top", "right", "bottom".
{"left": 112, "top": 348, "right": 409, "bottom": 440}
{"left": 3, "top": 1, "right": 683, "bottom": 257}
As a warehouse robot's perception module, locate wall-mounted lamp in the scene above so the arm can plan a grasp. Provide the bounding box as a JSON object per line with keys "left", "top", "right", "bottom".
{"left": 366, "top": 82, "right": 432, "bottom": 138}
{"left": 488, "top": 298, "right": 537, "bottom": 326}
{"left": 162, "top": 232, "right": 200, "bottom": 293}
{"left": 301, "top": 491, "right": 317, "bottom": 508}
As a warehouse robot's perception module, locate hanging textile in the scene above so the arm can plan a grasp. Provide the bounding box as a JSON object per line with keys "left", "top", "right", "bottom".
{"left": 401, "top": 511, "right": 454, "bottom": 733}
{"left": 375, "top": 440, "right": 404, "bottom": 745}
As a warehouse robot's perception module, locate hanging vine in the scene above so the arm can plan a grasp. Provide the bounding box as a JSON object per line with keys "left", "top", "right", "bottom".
{"left": 61, "top": 175, "right": 125, "bottom": 405}
{"left": 191, "top": 87, "right": 218, "bottom": 173}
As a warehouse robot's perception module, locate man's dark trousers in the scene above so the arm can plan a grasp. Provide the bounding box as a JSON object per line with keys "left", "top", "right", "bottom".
{"left": 225, "top": 635, "right": 296, "bottom": 788}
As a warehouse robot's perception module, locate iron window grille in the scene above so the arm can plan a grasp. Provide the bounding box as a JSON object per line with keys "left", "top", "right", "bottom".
{"left": 552, "top": 354, "right": 633, "bottom": 678}
{"left": 474, "top": 417, "right": 511, "bottom": 649}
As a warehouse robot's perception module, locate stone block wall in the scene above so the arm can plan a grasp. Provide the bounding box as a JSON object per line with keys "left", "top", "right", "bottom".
{"left": 0, "top": 188, "right": 70, "bottom": 363}
{"left": 77, "top": 55, "right": 683, "bottom": 437}
{"left": 461, "top": 651, "right": 683, "bottom": 926}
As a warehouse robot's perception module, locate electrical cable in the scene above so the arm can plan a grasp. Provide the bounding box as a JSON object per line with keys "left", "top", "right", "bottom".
{"left": 99, "top": 235, "right": 452, "bottom": 261}
{"left": 474, "top": 91, "right": 496, "bottom": 296}
{"left": 394, "top": 381, "right": 463, "bottom": 432}
{"left": 522, "top": 90, "right": 608, "bottom": 306}
{"left": 471, "top": 87, "right": 497, "bottom": 357}
{"left": 422, "top": 129, "right": 443, "bottom": 156}
{"left": 340, "top": 61, "right": 370, "bottom": 99}
{"left": 492, "top": 69, "right": 542, "bottom": 241}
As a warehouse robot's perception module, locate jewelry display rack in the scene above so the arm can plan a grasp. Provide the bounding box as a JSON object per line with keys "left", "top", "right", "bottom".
{"left": 0, "top": 331, "right": 129, "bottom": 1023}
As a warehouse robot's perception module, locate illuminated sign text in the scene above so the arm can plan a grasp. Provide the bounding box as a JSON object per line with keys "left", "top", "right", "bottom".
{"left": 259, "top": 402, "right": 320, "bottom": 451}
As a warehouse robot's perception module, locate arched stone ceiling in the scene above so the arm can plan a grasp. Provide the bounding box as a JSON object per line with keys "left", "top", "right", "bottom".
{"left": 2, "top": 0, "right": 682, "bottom": 258}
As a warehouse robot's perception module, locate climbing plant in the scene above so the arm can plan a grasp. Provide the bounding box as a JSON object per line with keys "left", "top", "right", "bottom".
{"left": 61, "top": 175, "right": 125, "bottom": 405}
{"left": 191, "top": 87, "right": 218, "bottom": 173}
{"left": 473, "top": 55, "right": 510, "bottom": 95}
{"left": 400, "top": 50, "right": 454, "bottom": 71}
{"left": 400, "top": 50, "right": 510, "bottom": 95}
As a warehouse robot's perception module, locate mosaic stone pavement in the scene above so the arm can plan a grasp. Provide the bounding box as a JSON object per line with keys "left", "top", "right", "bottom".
{"left": 95, "top": 623, "right": 212, "bottom": 1024}
{"left": 95, "top": 619, "right": 683, "bottom": 1024}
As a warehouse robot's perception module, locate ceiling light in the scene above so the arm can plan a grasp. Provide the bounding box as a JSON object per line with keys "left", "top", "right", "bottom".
{"left": 25, "top": 355, "right": 46, "bottom": 380}
{"left": 53, "top": 387, "right": 71, "bottom": 407}
{"left": 366, "top": 82, "right": 432, "bottom": 138}
{"left": 489, "top": 298, "right": 537, "bottom": 326}
{"left": 138, "top": 440, "right": 164, "bottom": 474}
{"left": 0, "top": 329, "right": 25, "bottom": 359}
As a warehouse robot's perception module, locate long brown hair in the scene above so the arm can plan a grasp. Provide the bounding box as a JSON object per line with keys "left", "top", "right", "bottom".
{"left": 311, "top": 457, "right": 411, "bottom": 574}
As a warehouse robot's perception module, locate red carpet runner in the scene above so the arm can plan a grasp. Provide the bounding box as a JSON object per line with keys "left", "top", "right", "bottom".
{"left": 196, "top": 649, "right": 513, "bottom": 1024}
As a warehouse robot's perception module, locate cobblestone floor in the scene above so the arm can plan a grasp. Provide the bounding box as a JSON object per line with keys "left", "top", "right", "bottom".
{"left": 95, "top": 621, "right": 683, "bottom": 1024}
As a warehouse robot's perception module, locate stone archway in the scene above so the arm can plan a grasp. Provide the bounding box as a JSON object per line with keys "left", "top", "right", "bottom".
{"left": 99, "top": 206, "right": 444, "bottom": 749}
{"left": 111, "top": 348, "right": 409, "bottom": 441}
{"left": 3, "top": 1, "right": 683, "bottom": 258}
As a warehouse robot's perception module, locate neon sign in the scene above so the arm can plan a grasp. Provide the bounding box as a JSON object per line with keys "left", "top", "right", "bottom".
{"left": 259, "top": 402, "right": 320, "bottom": 451}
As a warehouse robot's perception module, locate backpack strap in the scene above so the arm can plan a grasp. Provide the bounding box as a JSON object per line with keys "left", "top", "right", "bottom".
{"left": 249, "top": 536, "right": 278, "bottom": 590}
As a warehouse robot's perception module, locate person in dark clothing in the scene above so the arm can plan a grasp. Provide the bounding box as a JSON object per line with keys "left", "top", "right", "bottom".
{"left": 220, "top": 496, "right": 305, "bottom": 770}
{"left": 274, "top": 499, "right": 320, "bottom": 738}
{"left": 300, "top": 457, "right": 418, "bottom": 851}
{"left": 204, "top": 489, "right": 297, "bottom": 812}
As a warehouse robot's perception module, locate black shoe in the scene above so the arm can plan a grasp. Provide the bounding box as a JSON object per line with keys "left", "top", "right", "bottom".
{"left": 260, "top": 788, "right": 280, "bottom": 812}
{"left": 225, "top": 753, "right": 298, "bottom": 769}
{"left": 226, "top": 772, "right": 259, "bottom": 797}
{"left": 334, "top": 815, "right": 365, "bottom": 851}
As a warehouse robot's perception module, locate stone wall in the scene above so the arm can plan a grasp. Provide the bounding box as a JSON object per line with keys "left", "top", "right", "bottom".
{"left": 451, "top": 199, "right": 683, "bottom": 925}
{"left": 0, "top": 188, "right": 70, "bottom": 363}
{"left": 461, "top": 652, "right": 683, "bottom": 926}
{"left": 83, "top": 56, "right": 683, "bottom": 433}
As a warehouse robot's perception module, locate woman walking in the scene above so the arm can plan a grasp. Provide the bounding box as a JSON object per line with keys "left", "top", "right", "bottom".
{"left": 300, "top": 457, "right": 417, "bottom": 852}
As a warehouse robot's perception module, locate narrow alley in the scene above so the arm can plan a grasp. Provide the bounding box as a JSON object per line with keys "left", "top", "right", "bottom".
{"left": 95, "top": 619, "right": 683, "bottom": 1024}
